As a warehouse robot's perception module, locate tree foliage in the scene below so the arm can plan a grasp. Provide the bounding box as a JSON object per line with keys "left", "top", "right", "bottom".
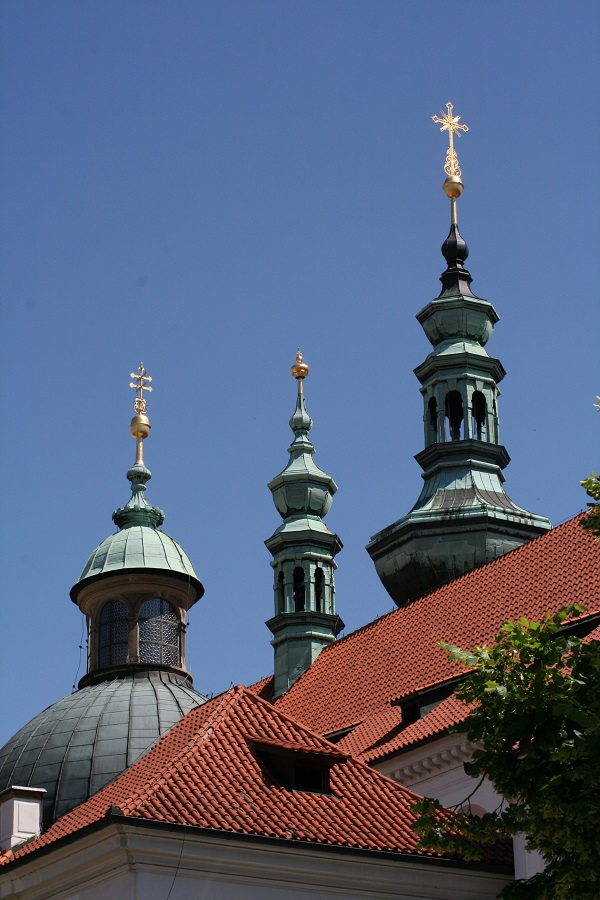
{"left": 581, "top": 471, "right": 600, "bottom": 536}
{"left": 414, "top": 605, "right": 600, "bottom": 899}
{"left": 581, "top": 396, "right": 600, "bottom": 538}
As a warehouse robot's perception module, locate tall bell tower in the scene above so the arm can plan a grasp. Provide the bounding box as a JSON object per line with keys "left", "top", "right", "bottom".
{"left": 367, "top": 105, "right": 551, "bottom": 606}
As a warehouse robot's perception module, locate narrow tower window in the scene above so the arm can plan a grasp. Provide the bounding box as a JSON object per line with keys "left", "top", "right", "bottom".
{"left": 315, "top": 568, "right": 324, "bottom": 613}
{"left": 293, "top": 567, "right": 306, "bottom": 612}
{"left": 428, "top": 397, "right": 438, "bottom": 443}
{"left": 445, "top": 390, "right": 463, "bottom": 441}
{"left": 276, "top": 571, "right": 285, "bottom": 614}
{"left": 98, "top": 600, "right": 129, "bottom": 669}
{"left": 472, "top": 391, "right": 486, "bottom": 440}
{"left": 139, "top": 598, "right": 179, "bottom": 666}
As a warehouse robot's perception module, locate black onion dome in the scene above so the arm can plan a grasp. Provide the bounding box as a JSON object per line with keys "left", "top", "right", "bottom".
{"left": 439, "top": 223, "right": 477, "bottom": 298}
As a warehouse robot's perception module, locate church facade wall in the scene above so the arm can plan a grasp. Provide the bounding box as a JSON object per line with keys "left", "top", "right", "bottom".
{"left": 0, "top": 821, "right": 511, "bottom": 900}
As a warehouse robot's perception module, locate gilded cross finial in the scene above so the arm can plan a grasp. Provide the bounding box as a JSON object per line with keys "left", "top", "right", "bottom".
{"left": 432, "top": 102, "right": 469, "bottom": 179}
{"left": 129, "top": 362, "right": 153, "bottom": 415}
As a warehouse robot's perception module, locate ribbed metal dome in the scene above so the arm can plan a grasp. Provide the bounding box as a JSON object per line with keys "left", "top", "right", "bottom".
{"left": 77, "top": 525, "right": 199, "bottom": 582}
{"left": 0, "top": 671, "right": 205, "bottom": 825}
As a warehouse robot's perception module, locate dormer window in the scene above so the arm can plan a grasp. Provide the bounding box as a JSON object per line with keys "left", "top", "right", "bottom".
{"left": 253, "top": 741, "right": 341, "bottom": 794}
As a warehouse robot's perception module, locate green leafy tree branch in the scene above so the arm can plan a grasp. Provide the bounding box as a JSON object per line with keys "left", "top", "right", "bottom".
{"left": 414, "top": 605, "right": 600, "bottom": 899}
{"left": 581, "top": 396, "right": 600, "bottom": 537}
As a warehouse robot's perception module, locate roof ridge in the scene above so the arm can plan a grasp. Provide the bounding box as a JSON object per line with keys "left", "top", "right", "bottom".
{"left": 241, "top": 684, "right": 359, "bottom": 750}
{"left": 120, "top": 686, "right": 239, "bottom": 813}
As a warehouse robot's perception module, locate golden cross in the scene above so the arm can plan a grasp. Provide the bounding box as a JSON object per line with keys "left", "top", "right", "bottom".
{"left": 129, "top": 362, "right": 153, "bottom": 414}
{"left": 432, "top": 102, "right": 469, "bottom": 179}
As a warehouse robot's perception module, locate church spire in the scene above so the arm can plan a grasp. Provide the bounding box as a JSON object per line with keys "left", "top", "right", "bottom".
{"left": 432, "top": 102, "right": 476, "bottom": 298}
{"left": 265, "top": 351, "right": 344, "bottom": 698}
{"left": 367, "top": 106, "right": 550, "bottom": 605}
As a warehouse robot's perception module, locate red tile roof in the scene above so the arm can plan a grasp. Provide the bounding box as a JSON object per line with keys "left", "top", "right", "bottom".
{"left": 1, "top": 686, "right": 462, "bottom": 868}
{"left": 275, "top": 515, "right": 600, "bottom": 750}
{"left": 360, "top": 696, "right": 471, "bottom": 764}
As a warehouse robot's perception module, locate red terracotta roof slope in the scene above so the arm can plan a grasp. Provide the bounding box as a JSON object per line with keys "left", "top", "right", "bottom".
{"left": 1, "top": 686, "right": 460, "bottom": 867}
{"left": 336, "top": 702, "right": 402, "bottom": 759}
{"left": 246, "top": 673, "right": 274, "bottom": 699}
{"left": 276, "top": 515, "right": 600, "bottom": 738}
{"left": 360, "top": 695, "right": 471, "bottom": 764}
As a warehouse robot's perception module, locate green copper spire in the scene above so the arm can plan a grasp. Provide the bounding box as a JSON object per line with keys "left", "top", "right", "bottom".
{"left": 269, "top": 351, "right": 336, "bottom": 522}
{"left": 112, "top": 464, "right": 165, "bottom": 530}
{"left": 266, "top": 351, "right": 344, "bottom": 698}
{"left": 367, "top": 108, "right": 550, "bottom": 605}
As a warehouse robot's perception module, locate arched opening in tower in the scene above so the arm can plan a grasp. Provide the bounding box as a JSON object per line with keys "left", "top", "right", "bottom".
{"left": 276, "top": 571, "right": 285, "bottom": 614}
{"left": 315, "top": 567, "right": 324, "bottom": 613}
{"left": 428, "top": 396, "right": 438, "bottom": 443}
{"left": 293, "top": 567, "right": 306, "bottom": 612}
{"left": 472, "top": 391, "right": 486, "bottom": 440}
{"left": 445, "top": 390, "right": 463, "bottom": 441}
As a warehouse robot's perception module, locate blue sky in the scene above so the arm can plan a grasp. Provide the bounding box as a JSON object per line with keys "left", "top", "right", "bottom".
{"left": 1, "top": 1, "right": 598, "bottom": 746}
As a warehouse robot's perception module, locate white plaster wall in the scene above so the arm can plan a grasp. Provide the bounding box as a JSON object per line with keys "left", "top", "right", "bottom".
{"left": 0, "top": 821, "right": 511, "bottom": 900}
{"left": 376, "top": 734, "right": 543, "bottom": 882}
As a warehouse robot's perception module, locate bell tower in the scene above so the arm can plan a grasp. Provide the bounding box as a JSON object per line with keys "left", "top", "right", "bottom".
{"left": 266, "top": 351, "right": 344, "bottom": 697}
{"left": 367, "top": 105, "right": 551, "bottom": 606}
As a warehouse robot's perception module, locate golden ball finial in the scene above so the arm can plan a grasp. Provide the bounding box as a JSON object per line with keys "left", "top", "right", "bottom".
{"left": 291, "top": 348, "right": 309, "bottom": 380}
{"left": 442, "top": 175, "right": 464, "bottom": 199}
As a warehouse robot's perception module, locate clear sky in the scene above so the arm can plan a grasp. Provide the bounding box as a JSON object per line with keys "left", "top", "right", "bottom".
{"left": 1, "top": 1, "right": 598, "bottom": 747}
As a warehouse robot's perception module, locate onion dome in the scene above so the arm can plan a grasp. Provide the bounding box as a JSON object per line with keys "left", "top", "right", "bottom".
{"left": 72, "top": 369, "right": 203, "bottom": 599}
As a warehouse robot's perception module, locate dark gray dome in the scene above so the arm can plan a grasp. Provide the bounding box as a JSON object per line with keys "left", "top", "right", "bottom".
{"left": 0, "top": 671, "right": 205, "bottom": 825}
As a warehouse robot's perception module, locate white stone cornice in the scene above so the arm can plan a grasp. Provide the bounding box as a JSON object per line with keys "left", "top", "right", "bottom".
{"left": 377, "top": 734, "right": 476, "bottom": 787}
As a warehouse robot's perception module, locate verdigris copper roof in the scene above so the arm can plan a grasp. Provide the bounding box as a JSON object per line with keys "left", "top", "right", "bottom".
{"left": 0, "top": 671, "right": 205, "bottom": 825}
{"left": 77, "top": 525, "right": 198, "bottom": 582}
{"left": 71, "top": 459, "right": 202, "bottom": 594}
{"left": 267, "top": 356, "right": 337, "bottom": 523}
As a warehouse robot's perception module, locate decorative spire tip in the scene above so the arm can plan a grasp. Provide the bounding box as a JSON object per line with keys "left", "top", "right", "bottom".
{"left": 432, "top": 102, "right": 469, "bottom": 217}
{"left": 129, "top": 362, "right": 153, "bottom": 466}
{"left": 291, "top": 349, "right": 309, "bottom": 381}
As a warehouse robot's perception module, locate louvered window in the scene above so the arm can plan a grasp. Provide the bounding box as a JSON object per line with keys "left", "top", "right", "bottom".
{"left": 139, "top": 598, "right": 179, "bottom": 666}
